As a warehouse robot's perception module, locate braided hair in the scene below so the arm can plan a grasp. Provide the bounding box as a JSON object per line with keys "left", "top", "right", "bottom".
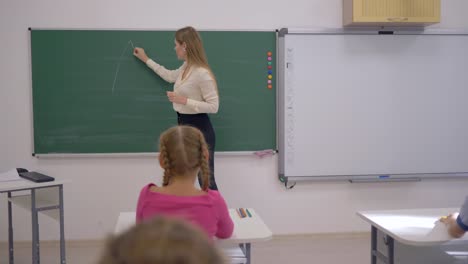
{"left": 159, "top": 126, "right": 210, "bottom": 191}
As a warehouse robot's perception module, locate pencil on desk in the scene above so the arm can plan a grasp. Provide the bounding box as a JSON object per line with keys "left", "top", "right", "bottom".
{"left": 239, "top": 208, "right": 246, "bottom": 218}
{"left": 246, "top": 208, "right": 252, "bottom": 217}
{"left": 236, "top": 208, "right": 243, "bottom": 218}
{"left": 240, "top": 208, "right": 247, "bottom": 218}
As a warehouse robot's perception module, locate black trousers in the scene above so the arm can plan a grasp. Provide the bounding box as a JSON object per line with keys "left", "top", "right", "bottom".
{"left": 177, "top": 112, "right": 218, "bottom": 190}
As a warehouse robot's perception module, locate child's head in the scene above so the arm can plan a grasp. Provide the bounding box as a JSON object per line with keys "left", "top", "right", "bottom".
{"left": 159, "top": 125, "right": 210, "bottom": 190}
{"left": 97, "top": 216, "right": 225, "bottom": 264}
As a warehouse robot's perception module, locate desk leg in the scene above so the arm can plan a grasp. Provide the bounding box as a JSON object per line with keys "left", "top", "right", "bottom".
{"left": 59, "top": 185, "right": 66, "bottom": 264}
{"left": 238, "top": 243, "right": 251, "bottom": 264}
{"left": 386, "top": 235, "right": 394, "bottom": 264}
{"left": 371, "top": 226, "right": 377, "bottom": 264}
{"left": 239, "top": 243, "right": 250, "bottom": 264}
{"left": 245, "top": 243, "right": 251, "bottom": 264}
{"left": 31, "top": 189, "right": 40, "bottom": 264}
{"left": 8, "top": 192, "right": 14, "bottom": 264}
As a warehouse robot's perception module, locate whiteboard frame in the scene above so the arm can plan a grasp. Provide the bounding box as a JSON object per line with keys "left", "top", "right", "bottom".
{"left": 278, "top": 28, "right": 468, "bottom": 183}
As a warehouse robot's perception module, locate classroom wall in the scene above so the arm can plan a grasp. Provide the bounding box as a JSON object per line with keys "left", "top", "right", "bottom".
{"left": 1, "top": 0, "right": 468, "bottom": 241}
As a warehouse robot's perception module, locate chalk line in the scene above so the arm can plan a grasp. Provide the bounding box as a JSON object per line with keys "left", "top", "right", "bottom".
{"left": 112, "top": 40, "right": 135, "bottom": 94}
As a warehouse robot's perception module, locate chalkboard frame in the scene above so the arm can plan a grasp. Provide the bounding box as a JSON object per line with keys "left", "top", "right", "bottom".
{"left": 30, "top": 28, "right": 277, "bottom": 156}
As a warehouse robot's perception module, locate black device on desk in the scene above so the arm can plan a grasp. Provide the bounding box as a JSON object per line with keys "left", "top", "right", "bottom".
{"left": 16, "top": 168, "right": 28, "bottom": 174}
{"left": 18, "top": 171, "right": 55, "bottom": 183}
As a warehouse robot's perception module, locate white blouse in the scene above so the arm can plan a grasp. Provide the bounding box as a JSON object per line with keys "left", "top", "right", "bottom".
{"left": 146, "top": 59, "right": 219, "bottom": 114}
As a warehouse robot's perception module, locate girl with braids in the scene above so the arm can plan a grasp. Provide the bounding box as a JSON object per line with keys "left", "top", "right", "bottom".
{"left": 136, "top": 125, "right": 233, "bottom": 239}
{"left": 134, "top": 26, "right": 220, "bottom": 190}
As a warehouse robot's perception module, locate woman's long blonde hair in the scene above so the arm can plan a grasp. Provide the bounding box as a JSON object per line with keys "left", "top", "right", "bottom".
{"left": 159, "top": 125, "right": 210, "bottom": 191}
{"left": 175, "top": 26, "right": 218, "bottom": 93}
{"left": 97, "top": 216, "right": 225, "bottom": 264}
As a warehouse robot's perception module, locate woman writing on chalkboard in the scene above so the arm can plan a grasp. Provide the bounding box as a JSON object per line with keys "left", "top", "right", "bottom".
{"left": 133, "top": 26, "right": 219, "bottom": 190}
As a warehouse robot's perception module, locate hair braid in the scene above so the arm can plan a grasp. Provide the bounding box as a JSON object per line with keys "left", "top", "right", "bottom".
{"left": 160, "top": 143, "right": 172, "bottom": 186}
{"left": 199, "top": 133, "right": 210, "bottom": 191}
{"left": 158, "top": 125, "right": 211, "bottom": 190}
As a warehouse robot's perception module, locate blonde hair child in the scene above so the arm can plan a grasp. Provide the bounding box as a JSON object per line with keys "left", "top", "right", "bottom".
{"left": 97, "top": 216, "right": 226, "bottom": 264}
{"left": 136, "top": 126, "right": 233, "bottom": 239}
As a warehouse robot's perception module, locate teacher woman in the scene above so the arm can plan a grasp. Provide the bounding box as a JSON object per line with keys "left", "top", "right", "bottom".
{"left": 133, "top": 26, "right": 219, "bottom": 190}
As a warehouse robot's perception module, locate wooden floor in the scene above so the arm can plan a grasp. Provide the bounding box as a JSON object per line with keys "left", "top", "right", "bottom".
{"left": 1, "top": 233, "right": 467, "bottom": 264}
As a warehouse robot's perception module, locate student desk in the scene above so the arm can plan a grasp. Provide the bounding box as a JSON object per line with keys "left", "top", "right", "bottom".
{"left": 115, "top": 209, "right": 273, "bottom": 264}
{"left": 357, "top": 208, "right": 468, "bottom": 264}
{"left": 0, "top": 179, "right": 67, "bottom": 264}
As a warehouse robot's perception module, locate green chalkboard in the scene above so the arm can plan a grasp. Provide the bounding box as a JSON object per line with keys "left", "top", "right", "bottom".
{"left": 30, "top": 29, "right": 276, "bottom": 154}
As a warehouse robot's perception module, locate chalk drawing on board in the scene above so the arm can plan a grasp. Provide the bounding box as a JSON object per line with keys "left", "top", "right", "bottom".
{"left": 112, "top": 40, "right": 135, "bottom": 94}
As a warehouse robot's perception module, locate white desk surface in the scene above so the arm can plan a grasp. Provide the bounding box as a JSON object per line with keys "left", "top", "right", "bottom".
{"left": 0, "top": 179, "right": 67, "bottom": 193}
{"left": 357, "top": 208, "right": 468, "bottom": 246}
{"left": 115, "top": 208, "right": 273, "bottom": 244}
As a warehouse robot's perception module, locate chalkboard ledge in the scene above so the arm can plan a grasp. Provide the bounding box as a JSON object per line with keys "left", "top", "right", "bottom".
{"left": 33, "top": 151, "right": 278, "bottom": 158}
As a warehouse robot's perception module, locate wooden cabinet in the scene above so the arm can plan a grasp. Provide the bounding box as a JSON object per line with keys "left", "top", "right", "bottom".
{"left": 343, "top": 0, "right": 440, "bottom": 26}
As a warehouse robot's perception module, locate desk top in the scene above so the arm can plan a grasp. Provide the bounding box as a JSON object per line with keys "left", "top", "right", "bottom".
{"left": 115, "top": 208, "right": 273, "bottom": 244}
{"left": 357, "top": 208, "right": 468, "bottom": 246}
{"left": 0, "top": 179, "right": 67, "bottom": 193}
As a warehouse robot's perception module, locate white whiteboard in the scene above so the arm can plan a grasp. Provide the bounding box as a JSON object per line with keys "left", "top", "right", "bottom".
{"left": 278, "top": 30, "right": 468, "bottom": 181}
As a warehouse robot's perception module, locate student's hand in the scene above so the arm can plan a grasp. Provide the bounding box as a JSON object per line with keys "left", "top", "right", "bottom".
{"left": 167, "top": 91, "right": 187, "bottom": 105}
{"left": 440, "top": 212, "right": 465, "bottom": 238}
{"left": 133, "top": 47, "right": 149, "bottom": 63}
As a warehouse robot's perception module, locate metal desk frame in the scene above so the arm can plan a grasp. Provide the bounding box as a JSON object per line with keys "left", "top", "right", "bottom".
{"left": 1, "top": 182, "right": 66, "bottom": 264}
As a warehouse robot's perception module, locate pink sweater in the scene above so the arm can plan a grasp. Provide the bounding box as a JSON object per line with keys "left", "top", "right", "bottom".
{"left": 136, "top": 184, "right": 234, "bottom": 239}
